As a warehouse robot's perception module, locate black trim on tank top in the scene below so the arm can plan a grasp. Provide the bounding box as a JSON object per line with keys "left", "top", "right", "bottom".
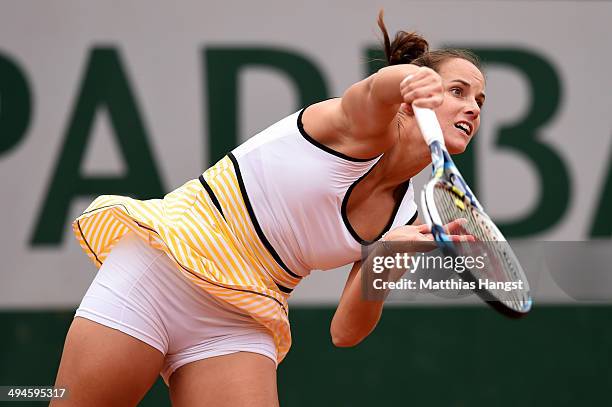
{"left": 297, "top": 107, "right": 380, "bottom": 162}
{"left": 406, "top": 210, "right": 419, "bottom": 226}
{"left": 227, "top": 153, "right": 303, "bottom": 285}
{"left": 275, "top": 284, "right": 293, "bottom": 294}
{"left": 199, "top": 175, "right": 225, "bottom": 220}
{"left": 341, "top": 167, "right": 412, "bottom": 246}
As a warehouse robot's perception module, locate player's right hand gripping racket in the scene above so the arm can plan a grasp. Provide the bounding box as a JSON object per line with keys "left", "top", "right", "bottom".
{"left": 413, "top": 106, "right": 532, "bottom": 317}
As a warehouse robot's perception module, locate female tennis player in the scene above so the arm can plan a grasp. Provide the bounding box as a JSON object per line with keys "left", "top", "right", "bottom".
{"left": 52, "top": 11, "right": 484, "bottom": 407}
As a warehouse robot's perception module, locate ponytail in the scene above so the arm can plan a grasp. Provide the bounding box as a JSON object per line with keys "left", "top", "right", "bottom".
{"left": 377, "top": 9, "right": 429, "bottom": 66}
{"left": 376, "top": 9, "right": 482, "bottom": 73}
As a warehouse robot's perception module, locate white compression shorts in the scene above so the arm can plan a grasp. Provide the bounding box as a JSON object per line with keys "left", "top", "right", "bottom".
{"left": 75, "top": 232, "right": 277, "bottom": 385}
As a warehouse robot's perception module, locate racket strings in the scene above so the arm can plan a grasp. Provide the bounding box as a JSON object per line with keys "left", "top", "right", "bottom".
{"left": 432, "top": 184, "right": 529, "bottom": 311}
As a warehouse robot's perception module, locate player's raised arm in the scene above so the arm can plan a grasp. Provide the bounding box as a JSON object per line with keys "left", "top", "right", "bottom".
{"left": 302, "top": 10, "right": 445, "bottom": 160}
{"left": 338, "top": 64, "right": 443, "bottom": 148}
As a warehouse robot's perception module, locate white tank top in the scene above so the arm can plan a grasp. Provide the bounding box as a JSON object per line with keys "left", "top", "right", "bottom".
{"left": 231, "top": 108, "right": 418, "bottom": 277}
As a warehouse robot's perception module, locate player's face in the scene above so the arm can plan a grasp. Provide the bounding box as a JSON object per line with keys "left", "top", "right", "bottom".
{"left": 435, "top": 58, "right": 486, "bottom": 154}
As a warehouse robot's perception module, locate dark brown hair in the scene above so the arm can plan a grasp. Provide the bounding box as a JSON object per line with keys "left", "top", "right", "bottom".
{"left": 377, "top": 9, "right": 481, "bottom": 72}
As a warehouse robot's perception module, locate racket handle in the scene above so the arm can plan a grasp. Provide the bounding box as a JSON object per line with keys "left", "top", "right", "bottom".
{"left": 413, "top": 106, "right": 445, "bottom": 146}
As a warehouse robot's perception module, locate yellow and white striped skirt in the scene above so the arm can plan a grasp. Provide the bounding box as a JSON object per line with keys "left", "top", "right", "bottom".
{"left": 73, "top": 156, "right": 301, "bottom": 363}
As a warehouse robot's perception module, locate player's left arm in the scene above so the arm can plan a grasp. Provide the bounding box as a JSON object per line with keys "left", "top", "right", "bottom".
{"left": 330, "top": 218, "right": 469, "bottom": 347}
{"left": 330, "top": 260, "right": 384, "bottom": 348}
{"left": 330, "top": 224, "right": 430, "bottom": 347}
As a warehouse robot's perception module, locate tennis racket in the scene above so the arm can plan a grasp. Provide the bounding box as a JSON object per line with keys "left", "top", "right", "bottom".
{"left": 413, "top": 106, "right": 532, "bottom": 317}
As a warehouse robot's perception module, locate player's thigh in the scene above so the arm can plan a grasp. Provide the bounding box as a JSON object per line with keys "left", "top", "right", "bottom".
{"left": 51, "top": 317, "right": 165, "bottom": 407}
{"left": 169, "top": 351, "right": 278, "bottom": 407}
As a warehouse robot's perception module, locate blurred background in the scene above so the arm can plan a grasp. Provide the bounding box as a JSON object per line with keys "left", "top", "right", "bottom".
{"left": 1, "top": 0, "right": 611, "bottom": 405}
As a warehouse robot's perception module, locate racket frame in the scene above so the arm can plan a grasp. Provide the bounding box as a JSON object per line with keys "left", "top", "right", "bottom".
{"left": 413, "top": 106, "right": 532, "bottom": 317}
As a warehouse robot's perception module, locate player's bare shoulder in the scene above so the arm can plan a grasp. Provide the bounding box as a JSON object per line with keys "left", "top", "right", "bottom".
{"left": 303, "top": 97, "right": 395, "bottom": 159}
{"left": 301, "top": 98, "right": 352, "bottom": 150}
